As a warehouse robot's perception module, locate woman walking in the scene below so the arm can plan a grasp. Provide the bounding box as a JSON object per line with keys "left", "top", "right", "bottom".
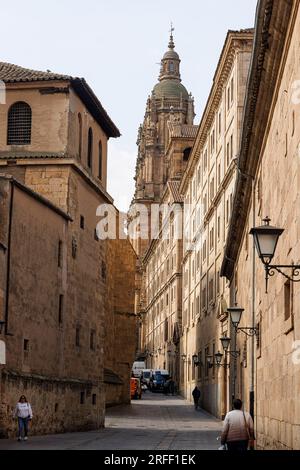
{"left": 13, "top": 395, "right": 33, "bottom": 441}
{"left": 221, "top": 399, "right": 254, "bottom": 451}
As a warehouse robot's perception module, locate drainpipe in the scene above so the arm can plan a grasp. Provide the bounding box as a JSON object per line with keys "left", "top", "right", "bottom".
{"left": 230, "top": 279, "right": 237, "bottom": 407}
{"left": 250, "top": 178, "right": 256, "bottom": 421}
{"left": 4, "top": 180, "right": 14, "bottom": 336}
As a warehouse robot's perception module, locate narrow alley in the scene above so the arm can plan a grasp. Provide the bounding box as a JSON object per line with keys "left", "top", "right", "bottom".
{"left": 0, "top": 394, "right": 222, "bottom": 450}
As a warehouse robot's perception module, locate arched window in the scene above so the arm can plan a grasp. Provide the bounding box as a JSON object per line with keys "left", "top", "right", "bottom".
{"left": 78, "top": 113, "right": 82, "bottom": 159}
{"left": 7, "top": 101, "right": 32, "bottom": 145}
{"left": 169, "top": 62, "right": 175, "bottom": 73}
{"left": 87, "top": 127, "right": 93, "bottom": 169}
{"left": 98, "top": 141, "right": 102, "bottom": 179}
{"left": 183, "top": 147, "right": 192, "bottom": 162}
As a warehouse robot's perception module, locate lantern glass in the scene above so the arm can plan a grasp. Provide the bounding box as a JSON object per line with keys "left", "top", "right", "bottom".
{"left": 228, "top": 307, "right": 244, "bottom": 328}
{"left": 215, "top": 351, "right": 223, "bottom": 365}
{"left": 220, "top": 336, "right": 231, "bottom": 352}
{"left": 192, "top": 354, "right": 198, "bottom": 364}
{"left": 250, "top": 218, "right": 284, "bottom": 263}
{"left": 206, "top": 355, "right": 213, "bottom": 365}
{"left": 254, "top": 232, "right": 278, "bottom": 259}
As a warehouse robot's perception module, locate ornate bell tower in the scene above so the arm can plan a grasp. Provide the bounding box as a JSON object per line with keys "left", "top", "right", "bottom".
{"left": 130, "top": 28, "right": 195, "bottom": 257}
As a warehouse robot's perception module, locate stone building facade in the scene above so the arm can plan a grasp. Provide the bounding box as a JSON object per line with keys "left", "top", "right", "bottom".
{"left": 140, "top": 125, "right": 198, "bottom": 383}
{"left": 105, "top": 233, "right": 137, "bottom": 407}
{"left": 179, "top": 30, "right": 253, "bottom": 417}
{"left": 221, "top": 0, "right": 300, "bottom": 449}
{"left": 0, "top": 63, "right": 136, "bottom": 437}
{"left": 130, "top": 33, "right": 196, "bottom": 369}
{"left": 129, "top": 32, "right": 195, "bottom": 364}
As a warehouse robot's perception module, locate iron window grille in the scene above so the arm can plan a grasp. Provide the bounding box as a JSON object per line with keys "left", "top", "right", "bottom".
{"left": 7, "top": 102, "right": 32, "bottom": 145}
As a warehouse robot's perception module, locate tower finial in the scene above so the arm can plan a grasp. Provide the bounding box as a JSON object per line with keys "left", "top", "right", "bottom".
{"left": 168, "top": 22, "right": 175, "bottom": 50}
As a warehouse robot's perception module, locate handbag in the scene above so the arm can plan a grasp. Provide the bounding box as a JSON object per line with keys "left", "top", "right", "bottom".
{"left": 243, "top": 411, "right": 254, "bottom": 450}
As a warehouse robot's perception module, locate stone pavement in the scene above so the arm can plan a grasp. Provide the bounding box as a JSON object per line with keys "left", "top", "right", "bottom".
{"left": 0, "top": 393, "right": 222, "bottom": 450}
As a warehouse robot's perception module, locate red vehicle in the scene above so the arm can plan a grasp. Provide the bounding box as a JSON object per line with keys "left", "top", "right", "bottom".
{"left": 130, "top": 377, "right": 142, "bottom": 399}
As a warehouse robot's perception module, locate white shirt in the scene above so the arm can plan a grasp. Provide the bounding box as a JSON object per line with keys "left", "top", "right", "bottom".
{"left": 14, "top": 402, "right": 33, "bottom": 419}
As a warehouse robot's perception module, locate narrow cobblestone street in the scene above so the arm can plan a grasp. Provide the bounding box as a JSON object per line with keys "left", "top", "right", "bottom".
{"left": 0, "top": 393, "right": 222, "bottom": 450}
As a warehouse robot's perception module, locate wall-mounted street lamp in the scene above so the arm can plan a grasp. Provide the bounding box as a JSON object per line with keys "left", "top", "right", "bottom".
{"left": 250, "top": 217, "right": 300, "bottom": 293}
{"left": 192, "top": 354, "right": 202, "bottom": 367}
{"left": 206, "top": 355, "right": 213, "bottom": 369}
{"left": 220, "top": 335, "right": 240, "bottom": 359}
{"left": 227, "top": 307, "right": 259, "bottom": 338}
{"left": 145, "top": 348, "right": 154, "bottom": 358}
{"left": 206, "top": 352, "right": 229, "bottom": 369}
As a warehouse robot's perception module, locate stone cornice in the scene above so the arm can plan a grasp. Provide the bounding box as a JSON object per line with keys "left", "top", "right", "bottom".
{"left": 3, "top": 369, "right": 99, "bottom": 387}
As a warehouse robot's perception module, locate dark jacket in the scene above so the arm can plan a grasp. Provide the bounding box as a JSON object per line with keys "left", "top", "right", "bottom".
{"left": 192, "top": 388, "right": 201, "bottom": 400}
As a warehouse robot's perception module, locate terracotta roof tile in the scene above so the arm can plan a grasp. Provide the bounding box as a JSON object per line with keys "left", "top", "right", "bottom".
{"left": 168, "top": 123, "right": 198, "bottom": 139}
{"left": 0, "top": 62, "right": 72, "bottom": 83}
{"left": 168, "top": 180, "right": 183, "bottom": 203}
{"left": 0, "top": 62, "right": 120, "bottom": 138}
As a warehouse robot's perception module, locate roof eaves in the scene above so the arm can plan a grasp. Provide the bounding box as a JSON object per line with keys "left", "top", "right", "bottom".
{"left": 71, "top": 78, "right": 121, "bottom": 138}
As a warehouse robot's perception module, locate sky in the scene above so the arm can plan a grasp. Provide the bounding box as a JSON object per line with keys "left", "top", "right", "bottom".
{"left": 0, "top": 0, "right": 257, "bottom": 211}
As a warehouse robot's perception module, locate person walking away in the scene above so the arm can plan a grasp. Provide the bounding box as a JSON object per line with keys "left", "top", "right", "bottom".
{"left": 163, "top": 378, "right": 170, "bottom": 395}
{"left": 221, "top": 399, "right": 254, "bottom": 451}
{"left": 192, "top": 386, "right": 201, "bottom": 410}
{"left": 13, "top": 395, "right": 33, "bottom": 441}
{"left": 169, "top": 377, "right": 175, "bottom": 396}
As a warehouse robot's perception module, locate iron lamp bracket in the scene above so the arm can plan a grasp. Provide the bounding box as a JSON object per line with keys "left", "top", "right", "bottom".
{"left": 264, "top": 263, "right": 300, "bottom": 293}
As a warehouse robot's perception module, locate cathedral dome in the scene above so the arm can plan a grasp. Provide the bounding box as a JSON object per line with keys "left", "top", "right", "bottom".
{"left": 153, "top": 79, "right": 189, "bottom": 100}
{"left": 154, "top": 29, "right": 189, "bottom": 100}
{"left": 162, "top": 49, "right": 180, "bottom": 61}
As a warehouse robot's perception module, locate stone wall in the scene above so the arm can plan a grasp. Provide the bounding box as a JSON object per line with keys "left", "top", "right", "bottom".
{"left": 0, "top": 176, "right": 105, "bottom": 437}
{"left": 1, "top": 371, "right": 102, "bottom": 438}
{"left": 104, "top": 228, "right": 137, "bottom": 407}
{"left": 234, "top": 3, "right": 300, "bottom": 449}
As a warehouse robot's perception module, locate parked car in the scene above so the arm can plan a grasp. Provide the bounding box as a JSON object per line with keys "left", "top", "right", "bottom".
{"left": 130, "top": 377, "right": 142, "bottom": 400}
{"left": 149, "top": 370, "right": 169, "bottom": 392}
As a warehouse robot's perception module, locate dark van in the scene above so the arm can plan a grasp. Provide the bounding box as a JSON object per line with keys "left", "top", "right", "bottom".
{"left": 149, "top": 370, "right": 169, "bottom": 392}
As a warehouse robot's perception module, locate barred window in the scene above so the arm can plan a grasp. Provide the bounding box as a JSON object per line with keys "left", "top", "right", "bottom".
{"left": 78, "top": 113, "right": 82, "bottom": 159}
{"left": 7, "top": 101, "right": 32, "bottom": 145}
{"left": 87, "top": 127, "right": 93, "bottom": 169}
{"left": 98, "top": 140, "right": 102, "bottom": 179}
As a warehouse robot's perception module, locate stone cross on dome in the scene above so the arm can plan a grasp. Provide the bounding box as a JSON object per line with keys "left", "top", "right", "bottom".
{"left": 169, "top": 22, "right": 175, "bottom": 50}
